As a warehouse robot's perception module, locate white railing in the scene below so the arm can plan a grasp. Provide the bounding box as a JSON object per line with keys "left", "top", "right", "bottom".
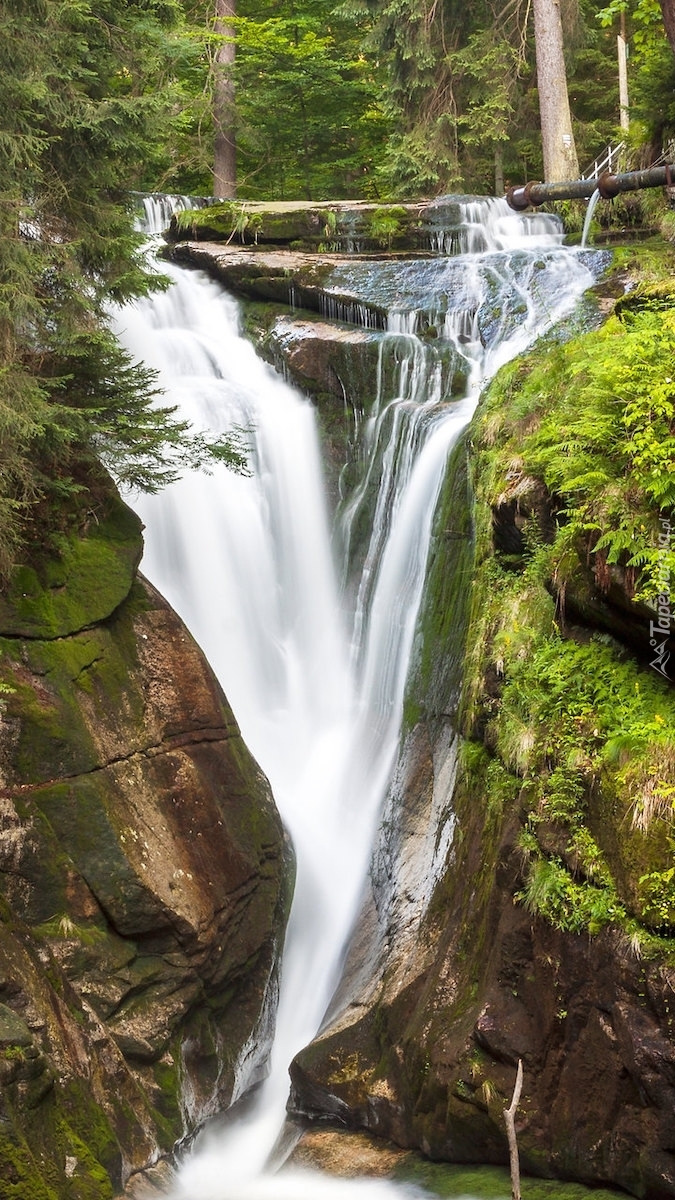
{"left": 649, "top": 140, "right": 675, "bottom": 168}
{"left": 581, "top": 142, "right": 626, "bottom": 180}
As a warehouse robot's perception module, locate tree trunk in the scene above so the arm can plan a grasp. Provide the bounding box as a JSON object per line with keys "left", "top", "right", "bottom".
{"left": 660, "top": 0, "right": 675, "bottom": 57}
{"left": 495, "top": 144, "right": 505, "bottom": 196}
{"left": 532, "top": 0, "right": 579, "bottom": 181}
{"left": 618, "top": 10, "right": 629, "bottom": 131}
{"left": 214, "top": 0, "right": 236, "bottom": 199}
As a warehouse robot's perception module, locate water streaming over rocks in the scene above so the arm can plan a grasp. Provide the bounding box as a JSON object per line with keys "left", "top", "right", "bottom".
{"left": 113, "top": 198, "right": 596, "bottom": 1198}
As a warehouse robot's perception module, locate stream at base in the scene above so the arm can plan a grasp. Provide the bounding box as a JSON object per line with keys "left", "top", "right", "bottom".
{"left": 114, "top": 199, "right": 596, "bottom": 1198}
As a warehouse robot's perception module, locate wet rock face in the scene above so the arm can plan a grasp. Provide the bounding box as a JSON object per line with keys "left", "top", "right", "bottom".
{"left": 0, "top": 495, "right": 291, "bottom": 1198}
{"left": 243, "top": 313, "right": 383, "bottom": 507}
{"left": 290, "top": 810, "right": 675, "bottom": 1199}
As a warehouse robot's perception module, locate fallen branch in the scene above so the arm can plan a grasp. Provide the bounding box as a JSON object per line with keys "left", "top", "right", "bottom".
{"left": 503, "top": 1058, "right": 523, "bottom": 1200}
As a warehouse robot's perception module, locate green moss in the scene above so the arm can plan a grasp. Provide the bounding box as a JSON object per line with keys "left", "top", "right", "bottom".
{"left": 0, "top": 1131, "right": 60, "bottom": 1200}
{"left": 0, "top": 496, "right": 142, "bottom": 639}
{"left": 28, "top": 773, "right": 157, "bottom": 938}
{"left": 454, "top": 263, "right": 675, "bottom": 944}
{"left": 393, "top": 1159, "right": 627, "bottom": 1200}
{"left": 0, "top": 1074, "right": 120, "bottom": 1200}
{"left": 0, "top": 575, "right": 155, "bottom": 802}
{"left": 150, "top": 1053, "right": 182, "bottom": 1134}
{"left": 404, "top": 434, "right": 474, "bottom": 732}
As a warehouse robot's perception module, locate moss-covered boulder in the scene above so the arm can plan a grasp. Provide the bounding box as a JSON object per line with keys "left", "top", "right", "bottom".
{"left": 0, "top": 497, "right": 291, "bottom": 1198}
{"left": 0, "top": 495, "right": 143, "bottom": 639}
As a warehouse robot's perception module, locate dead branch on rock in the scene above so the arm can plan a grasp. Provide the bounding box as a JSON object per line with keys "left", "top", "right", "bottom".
{"left": 504, "top": 1058, "right": 523, "bottom": 1200}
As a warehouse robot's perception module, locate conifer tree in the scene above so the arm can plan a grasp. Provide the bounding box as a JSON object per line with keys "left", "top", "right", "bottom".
{"left": 0, "top": 0, "right": 246, "bottom": 579}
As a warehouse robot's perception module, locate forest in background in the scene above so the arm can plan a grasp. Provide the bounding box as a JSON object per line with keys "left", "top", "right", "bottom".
{"left": 1, "top": 0, "right": 674, "bottom": 583}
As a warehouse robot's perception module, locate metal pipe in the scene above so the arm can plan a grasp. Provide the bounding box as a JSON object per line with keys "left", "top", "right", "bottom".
{"left": 506, "top": 163, "right": 675, "bottom": 210}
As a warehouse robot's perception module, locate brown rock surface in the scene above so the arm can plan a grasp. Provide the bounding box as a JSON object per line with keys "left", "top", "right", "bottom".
{"left": 166, "top": 242, "right": 388, "bottom": 327}
{"left": 290, "top": 792, "right": 675, "bottom": 1198}
{"left": 0, "top": 499, "right": 291, "bottom": 1198}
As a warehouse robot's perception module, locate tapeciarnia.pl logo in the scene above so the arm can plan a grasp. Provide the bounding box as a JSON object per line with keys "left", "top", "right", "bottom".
{"left": 649, "top": 517, "right": 673, "bottom": 681}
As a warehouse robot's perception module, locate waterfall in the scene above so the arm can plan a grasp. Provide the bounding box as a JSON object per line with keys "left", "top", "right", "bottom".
{"left": 581, "top": 187, "right": 602, "bottom": 248}
{"left": 112, "top": 199, "right": 595, "bottom": 1198}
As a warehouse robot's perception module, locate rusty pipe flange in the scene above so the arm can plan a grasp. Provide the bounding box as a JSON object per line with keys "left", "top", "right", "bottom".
{"left": 505, "top": 181, "right": 542, "bottom": 211}
{"left": 505, "top": 185, "right": 530, "bottom": 210}
{"left": 597, "top": 170, "right": 621, "bottom": 199}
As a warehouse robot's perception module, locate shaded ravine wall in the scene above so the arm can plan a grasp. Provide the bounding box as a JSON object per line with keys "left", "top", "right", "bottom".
{"left": 0, "top": 487, "right": 292, "bottom": 1199}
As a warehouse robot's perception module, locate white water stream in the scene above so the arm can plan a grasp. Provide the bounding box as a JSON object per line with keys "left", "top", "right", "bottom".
{"left": 113, "top": 199, "right": 595, "bottom": 1198}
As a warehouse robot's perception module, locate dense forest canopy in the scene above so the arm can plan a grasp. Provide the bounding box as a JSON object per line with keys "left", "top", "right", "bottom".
{"left": 0, "top": 0, "right": 674, "bottom": 578}
{"left": 166, "top": 0, "right": 675, "bottom": 196}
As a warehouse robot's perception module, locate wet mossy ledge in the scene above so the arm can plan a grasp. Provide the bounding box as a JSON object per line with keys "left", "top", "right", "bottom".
{"left": 165, "top": 197, "right": 490, "bottom": 255}
{"left": 289, "top": 244, "right": 675, "bottom": 1199}
{"left": 0, "top": 486, "right": 292, "bottom": 1198}
{"left": 0, "top": 494, "right": 143, "bottom": 640}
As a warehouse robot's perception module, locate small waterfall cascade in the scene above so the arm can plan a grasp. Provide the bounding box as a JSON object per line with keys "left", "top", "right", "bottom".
{"left": 112, "top": 198, "right": 595, "bottom": 1198}
{"left": 135, "top": 192, "right": 209, "bottom": 235}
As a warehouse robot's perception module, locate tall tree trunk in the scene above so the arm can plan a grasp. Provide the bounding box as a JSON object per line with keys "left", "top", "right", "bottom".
{"left": 495, "top": 143, "right": 505, "bottom": 196}
{"left": 618, "top": 10, "right": 629, "bottom": 131}
{"left": 214, "top": 0, "right": 236, "bottom": 199}
{"left": 532, "top": 0, "right": 579, "bottom": 181}
{"left": 660, "top": 0, "right": 675, "bottom": 57}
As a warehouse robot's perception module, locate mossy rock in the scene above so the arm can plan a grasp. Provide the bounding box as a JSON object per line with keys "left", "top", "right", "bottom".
{"left": 171, "top": 201, "right": 343, "bottom": 246}
{"left": 0, "top": 497, "right": 142, "bottom": 639}
{"left": 0, "top": 1004, "right": 33, "bottom": 1048}
{"left": 393, "top": 1159, "right": 628, "bottom": 1200}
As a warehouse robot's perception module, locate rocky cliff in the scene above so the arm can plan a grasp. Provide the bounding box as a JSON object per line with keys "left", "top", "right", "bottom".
{"left": 0, "top": 488, "right": 291, "bottom": 1199}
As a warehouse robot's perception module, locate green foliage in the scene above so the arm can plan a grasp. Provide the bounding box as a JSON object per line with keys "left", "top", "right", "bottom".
{"left": 459, "top": 270, "right": 675, "bottom": 942}
{"left": 234, "top": 0, "right": 392, "bottom": 199}
{"left": 518, "top": 856, "right": 626, "bottom": 933}
{"left": 366, "top": 0, "right": 674, "bottom": 195}
{"left": 639, "top": 861, "right": 675, "bottom": 925}
{"left": 170, "top": 0, "right": 392, "bottom": 200}
{"left": 596, "top": 0, "right": 675, "bottom": 146}
{"left": 0, "top": 0, "right": 248, "bottom": 581}
{"left": 367, "top": 206, "right": 407, "bottom": 245}
{"left": 482, "top": 291, "right": 675, "bottom": 602}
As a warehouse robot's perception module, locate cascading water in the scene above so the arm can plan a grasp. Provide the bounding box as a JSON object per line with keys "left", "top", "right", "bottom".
{"left": 112, "top": 198, "right": 596, "bottom": 1198}
{"left": 581, "top": 187, "right": 602, "bottom": 248}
